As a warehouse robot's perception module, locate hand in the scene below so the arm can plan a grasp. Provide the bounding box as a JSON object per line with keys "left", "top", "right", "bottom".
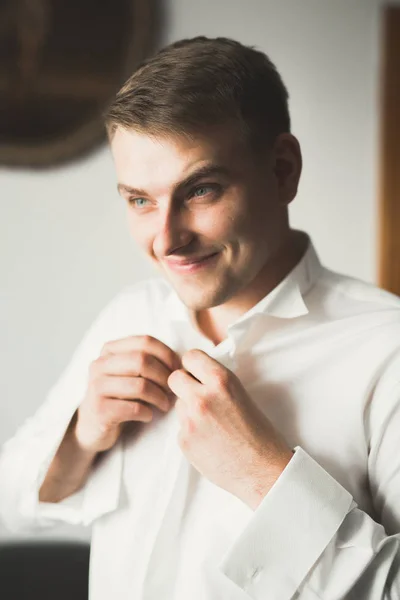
{"left": 168, "top": 349, "right": 293, "bottom": 510}
{"left": 75, "top": 335, "right": 181, "bottom": 453}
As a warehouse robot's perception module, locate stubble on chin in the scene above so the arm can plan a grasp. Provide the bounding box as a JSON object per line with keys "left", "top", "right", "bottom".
{"left": 175, "top": 279, "right": 234, "bottom": 311}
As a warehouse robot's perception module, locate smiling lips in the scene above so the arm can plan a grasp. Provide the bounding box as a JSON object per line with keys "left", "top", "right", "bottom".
{"left": 165, "top": 251, "right": 220, "bottom": 272}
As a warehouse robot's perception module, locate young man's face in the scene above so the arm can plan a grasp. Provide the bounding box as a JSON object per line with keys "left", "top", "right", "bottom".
{"left": 111, "top": 125, "right": 297, "bottom": 311}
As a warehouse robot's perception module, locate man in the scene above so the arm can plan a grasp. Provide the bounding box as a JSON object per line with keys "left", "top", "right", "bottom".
{"left": 1, "top": 36, "right": 400, "bottom": 599}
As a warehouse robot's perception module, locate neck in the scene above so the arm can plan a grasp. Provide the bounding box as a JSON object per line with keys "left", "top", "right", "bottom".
{"left": 195, "top": 229, "right": 309, "bottom": 346}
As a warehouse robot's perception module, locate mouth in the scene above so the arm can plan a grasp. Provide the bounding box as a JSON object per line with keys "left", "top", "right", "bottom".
{"left": 164, "top": 251, "right": 221, "bottom": 273}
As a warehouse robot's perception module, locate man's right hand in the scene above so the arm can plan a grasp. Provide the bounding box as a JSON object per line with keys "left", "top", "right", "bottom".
{"left": 75, "top": 335, "right": 181, "bottom": 453}
{"left": 39, "top": 335, "right": 180, "bottom": 503}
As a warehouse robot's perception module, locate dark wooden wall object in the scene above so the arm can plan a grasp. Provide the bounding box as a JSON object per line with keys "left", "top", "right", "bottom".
{"left": 0, "top": 0, "right": 161, "bottom": 168}
{"left": 378, "top": 5, "right": 400, "bottom": 295}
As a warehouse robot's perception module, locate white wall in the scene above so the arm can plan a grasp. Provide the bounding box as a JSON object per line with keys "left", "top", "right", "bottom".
{"left": 0, "top": 0, "right": 388, "bottom": 540}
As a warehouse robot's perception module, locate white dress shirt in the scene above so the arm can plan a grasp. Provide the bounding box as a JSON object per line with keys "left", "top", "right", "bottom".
{"left": 1, "top": 238, "right": 400, "bottom": 599}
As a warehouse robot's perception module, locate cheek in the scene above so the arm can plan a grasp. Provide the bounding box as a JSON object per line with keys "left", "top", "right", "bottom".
{"left": 197, "top": 216, "right": 232, "bottom": 240}
{"left": 195, "top": 202, "right": 245, "bottom": 240}
{"left": 127, "top": 214, "right": 154, "bottom": 253}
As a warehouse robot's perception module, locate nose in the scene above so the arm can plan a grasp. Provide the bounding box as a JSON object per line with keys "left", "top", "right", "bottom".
{"left": 153, "top": 204, "right": 194, "bottom": 258}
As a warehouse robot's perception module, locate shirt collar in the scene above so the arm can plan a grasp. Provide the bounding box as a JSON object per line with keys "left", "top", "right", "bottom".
{"left": 164, "top": 236, "right": 323, "bottom": 325}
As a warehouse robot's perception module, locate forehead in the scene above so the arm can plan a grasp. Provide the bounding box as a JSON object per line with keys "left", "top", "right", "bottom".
{"left": 110, "top": 126, "right": 248, "bottom": 193}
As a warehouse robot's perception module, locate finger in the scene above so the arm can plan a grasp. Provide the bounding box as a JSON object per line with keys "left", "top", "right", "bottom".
{"left": 181, "top": 349, "right": 226, "bottom": 385}
{"left": 100, "top": 335, "right": 181, "bottom": 372}
{"left": 168, "top": 368, "right": 202, "bottom": 398}
{"left": 99, "top": 352, "right": 174, "bottom": 396}
{"left": 98, "top": 375, "right": 170, "bottom": 413}
{"left": 102, "top": 398, "right": 153, "bottom": 424}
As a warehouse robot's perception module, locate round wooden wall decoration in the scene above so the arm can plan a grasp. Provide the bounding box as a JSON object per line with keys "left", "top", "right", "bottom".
{"left": 0, "top": 0, "right": 161, "bottom": 168}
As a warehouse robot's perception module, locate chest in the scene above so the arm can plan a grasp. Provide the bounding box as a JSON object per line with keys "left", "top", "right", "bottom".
{"left": 121, "top": 316, "right": 378, "bottom": 538}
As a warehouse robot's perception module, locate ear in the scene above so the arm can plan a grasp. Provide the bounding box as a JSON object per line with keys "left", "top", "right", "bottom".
{"left": 273, "top": 133, "right": 302, "bottom": 206}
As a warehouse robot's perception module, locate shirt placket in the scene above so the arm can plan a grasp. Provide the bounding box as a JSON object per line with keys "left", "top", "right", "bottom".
{"left": 141, "top": 333, "right": 237, "bottom": 599}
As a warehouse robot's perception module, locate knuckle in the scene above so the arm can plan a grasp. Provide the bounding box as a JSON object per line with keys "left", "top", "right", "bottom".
{"left": 212, "top": 369, "right": 230, "bottom": 389}
{"left": 88, "top": 360, "right": 98, "bottom": 377}
{"left": 135, "top": 352, "right": 148, "bottom": 373}
{"left": 195, "top": 395, "right": 209, "bottom": 414}
{"left": 140, "top": 335, "right": 153, "bottom": 349}
{"left": 90, "top": 374, "right": 104, "bottom": 395}
{"left": 130, "top": 401, "right": 141, "bottom": 415}
{"left": 134, "top": 376, "right": 148, "bottom": 396}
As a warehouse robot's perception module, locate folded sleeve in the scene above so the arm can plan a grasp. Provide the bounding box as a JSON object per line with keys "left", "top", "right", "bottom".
{"left": 219, "top": 357, "right": 400, "bottom": 599}
{"left": 0, "top": 291, "right": 130, "bottom": 533}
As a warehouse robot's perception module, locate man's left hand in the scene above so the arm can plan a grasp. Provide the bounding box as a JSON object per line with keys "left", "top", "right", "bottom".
{"left": 167, "top": 349, "right": 294, "bottom": 510}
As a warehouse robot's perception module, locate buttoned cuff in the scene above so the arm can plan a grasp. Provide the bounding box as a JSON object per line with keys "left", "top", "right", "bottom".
{"left": 35, "top": 441, "right": 123, "bottom": 527}
{"left": 219, "top": 446, "right": 354, "bottom": 599}
{"left": 19, "top": 410, "right": 123, "bottom": 529}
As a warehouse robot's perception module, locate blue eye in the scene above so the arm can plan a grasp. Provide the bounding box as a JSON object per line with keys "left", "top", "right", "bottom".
{"left": 131, "top": 198, "right": 148, "bottom": 208}
{"left": 193, "top": 186, "right": 213, "bottom": 197}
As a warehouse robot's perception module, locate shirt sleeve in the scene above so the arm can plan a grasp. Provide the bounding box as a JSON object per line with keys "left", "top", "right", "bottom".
{"left": 219, "top": 358, "right": 400, "bottom": 599}
{"left": 0, "top": 291, "right": 129, "bottom": 533}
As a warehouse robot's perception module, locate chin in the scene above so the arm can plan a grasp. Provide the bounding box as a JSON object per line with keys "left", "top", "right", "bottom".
{"left": 175, "top": 282, "right": 232, "bottom": 311}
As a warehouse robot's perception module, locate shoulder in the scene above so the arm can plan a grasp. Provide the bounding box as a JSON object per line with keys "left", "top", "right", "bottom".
{"left": 317, "top": 267, "right": 400, "bottom": 316}
{"left": 310, "top": 267, "right": 400, "bottom": 358}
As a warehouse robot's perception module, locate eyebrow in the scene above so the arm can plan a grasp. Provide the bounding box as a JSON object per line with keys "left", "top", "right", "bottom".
{"left": 117, "top": 164, "right": 231, "bottom": 198}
